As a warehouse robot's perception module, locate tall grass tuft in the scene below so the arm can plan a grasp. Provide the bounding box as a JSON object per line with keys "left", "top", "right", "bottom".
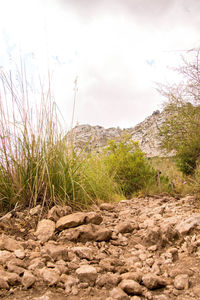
{"left": 0, "top": 68, "right": 122, "bottom": 211}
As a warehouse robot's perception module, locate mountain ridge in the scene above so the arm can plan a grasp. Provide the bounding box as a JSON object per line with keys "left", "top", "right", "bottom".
{"left": 69, "top": 110, "right": 168, "bottom": 157}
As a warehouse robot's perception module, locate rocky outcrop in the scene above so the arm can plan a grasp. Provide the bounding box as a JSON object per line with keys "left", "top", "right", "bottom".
{"left": 0, "top": 195, "right": 200, "bottom": 299}
{"left": 67, "top": 110, "right": 168, "bottom": 157}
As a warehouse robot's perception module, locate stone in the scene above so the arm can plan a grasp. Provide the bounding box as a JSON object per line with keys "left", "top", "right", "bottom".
{"left": 115, "top": 222, "right": 134, "bottom": 234}
{"left": 85, "top": 211, "right": 103, "bottom": 225}
{"left": 0, "top": 270, "right": 21, "bottom": 286}
{"left": 35, "top": 219, "right": 55, "bottom": 243}
{"left": 142, "top": 273, "right": 167, "bottom": 290}
{"left": 121, "top": 272, "right": 142, "bottom": 283}
{"left": 72, "top": 246, "right": 93, "bottom": 260}
{"left": 174, "top": 274, "right": 189, "bottom": 290}
{"left": 176, "top": 214, "right": 200, "bottom": 235}
{"left": 154, "top": 295, "right": 168, "bottom": 300}
{"left": 47, "top": 205, "right": 72, "bottom": 222}
{"left": 120, "top": 279, "right": 143, "bottom": 295}
{"left": 30, "top": 205, "right": 41, "bottom": 216}
{"left": 96, "top": 272, "right": 121, "bottom": 288}
{"left": 58, "top": 223, "right": 112, "bottom": 243}
{"left": 28, "top": 257, "right": 45, "bottom": 270}
{"left": 56, "top": 212, "right": 86, "bottom": 230}
{"left": 109, "top": 287, "right": 130, "bottom": 300}
{"left": 0, "top": 250, "right": 15, "bottom": 264}
{"left": 22, "top": 271, "right": 36, "bottom": 288}
{"left": 0, "top": 278, "right": 9, "bottom": 289}
{"left": 100, "top": 203, "right": 115, "bottom": 211}
{"left": 43, "top": 242, "right": 68, "bottom": 261}
{"left": 40, "top": 267, "right": 60, "bottom": 286}
{"left": 0, "top": 235, "right": 24, "bottom": 251}
{"left": 14, "top": 249, "right": 25, "bottom": 259}
{"left": 76, "top": 265, "right": 97, "bottom": 285}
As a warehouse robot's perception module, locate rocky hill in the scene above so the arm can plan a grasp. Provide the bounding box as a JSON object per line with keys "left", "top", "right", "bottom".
{"left": 69, "top": 110, "right": 168, "bottom": 157}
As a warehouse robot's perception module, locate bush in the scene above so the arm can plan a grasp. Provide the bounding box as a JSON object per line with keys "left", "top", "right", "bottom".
{"left": 103, "top": 137, "right": 158, "bottom": 197}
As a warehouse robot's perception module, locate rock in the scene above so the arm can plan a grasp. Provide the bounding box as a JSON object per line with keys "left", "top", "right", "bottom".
{"left": 6, "top": 258, "right": 26, "bottom": 275}
{"left": 109, "top": 287, "right": 130, "bottom": 300}
{"left": 176, "top": 214, "right": 200, "bottom": 235}
{"left": 0, "top": 235, "right": 24, "bottom": 251}
{"left": 0, "top": 278, "right": 9, "bottom": 289}
{"left": 96, "top": 272, "right": 121, "bottom": 288}
{"left": 100, "top": 203, "right": 115, "bottom": 211}
{"left": 193, "top": 285, "right": 200, "bottom": 297}
{"left": 115, "top": 222, "right": 134, "bottom": 234}
{"left": 85, "top": 212, "right": 103, "bottom": 225}
{"left": 40, "top": 267, "right": 60, "bottom": 286}
{"left": 14, "top": 249, "right": 26, "bottom": 259}
{"left": 30, "top": 205, "right": 41, "bottom": 216}
{"left": 43, "top": 242, "right": 68, "bottom": 261}
{"left": 35, "top": 219, "right": 55, "bottom": 243}
{"left": 72, "top": 246, "right": 93, "bottom": 260}
{"left": 121, "top": 272, "right": 142, "bottom": 283}
{"left": 28, "top": 257, "right": 45, "bottom": 271}
{"left": 47, "top": 205, "right": 72, "bottom": 222}
{"left": 58, "top": 223, "right": 112, "bottom": 242}
{"left": 76, "top": 265, "right": 97, "bottom": 285}
{"left": 56, "top": 212, "right": 86, "bottom": 230}
{"left": 120, "top": 279, "right": 143, "bottom": 295}
{"left": 154, "top": 295, "right": 168, "bottom": 300}
{"left": 174, "top": 274, "right": 189, "bottom": 290}
{"left": 21, "top": 271, "right": 36, "bottom": 288}
{"left": 0, "top": 270, "right": 21, "bottom": 286}
{"left": 142, "top": 273, "right": 167, "bottom": 290}
{"left": 0, "top": 250, "right": 15, "bottom": 264}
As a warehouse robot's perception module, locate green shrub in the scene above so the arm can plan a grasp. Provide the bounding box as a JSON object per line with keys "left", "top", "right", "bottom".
{"left": 103, "top": 137, "right": 158, "bottom": 197}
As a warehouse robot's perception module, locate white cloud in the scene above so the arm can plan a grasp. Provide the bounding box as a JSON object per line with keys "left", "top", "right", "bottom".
{"left": 0, "top": 0, "right": 199, "bottom": 129}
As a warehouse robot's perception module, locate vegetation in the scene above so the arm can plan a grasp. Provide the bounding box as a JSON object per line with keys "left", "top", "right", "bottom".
{"left": 103, "top": 137, "right": 168, "bottom": 197}
{"left": 158, "top": 48, "right": 200, "bottom": 176}
{"left": 0, "top": 67, "right": 173, "bottom": 212}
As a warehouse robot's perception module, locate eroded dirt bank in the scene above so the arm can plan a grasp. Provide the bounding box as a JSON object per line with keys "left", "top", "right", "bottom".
{"left": 0, "top": 195, "right": 200, "bottom": 299}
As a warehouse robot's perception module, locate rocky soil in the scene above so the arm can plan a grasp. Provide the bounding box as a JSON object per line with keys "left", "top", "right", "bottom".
{"left": 0, "top": 195, "right": 200, "bottom": 299}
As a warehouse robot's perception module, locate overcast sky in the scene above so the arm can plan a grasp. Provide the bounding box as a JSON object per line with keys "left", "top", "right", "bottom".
{"left": 0, "top": 0, "right": 200, "bottom": 129}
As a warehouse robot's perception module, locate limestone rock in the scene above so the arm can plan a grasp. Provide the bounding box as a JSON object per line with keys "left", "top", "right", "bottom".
{"left": 96, "top": 272, "right": 121, "bottom": 288}
{"left": 58, "top": 223, "right": 112, "bottom": 243}
{"left": 100, "top": 203, "right": 115, "bottom": 211}
{"left": 0, "top": 278, "right": 9, "bottom": 289}
{"left": 40, "top": 267, "right": 60, "bottom": 286}
{"left": 115, "top": 222, "right": 134, "bottom": 234}
{"left": 43, "top": 242, "right": 68, "bottom": 261}
{"left": 35, "top": 219, "right": 55, "bottom": 243}
{"left": 174, "top": 274, "right": 189, "bottom": 290}
{"left": 0, "top": 250, "right": 15, "bottom": 264}
{"left": 0, "top": 235, "right": 24, "bottom": 252}
{"left": 142, "top": 273, "right": 167, "bottom": 290}
{"left": 175, "top": 214, "right": 200, "bottom": 235}
{"left": 22, "top": 271, "right": 36, "bottom": 289}
{"left": 72, "top": 246, "right": 93, "bottom": 260}
{"left": 120, "top": 279, "right": 143, "bottom": 295}
{"left": 109, "top": 287, "right": 130, "bottom": 300}
{"left": 76, "top": 265, "right": 97, "bottom": 285}
{"left": 85, "top": 211, "right": 103, "bottom": 225}
{"left": 47, "top": 205, "right": 72, "bottom": 222}
{"left": 30, "top": 205, "right": 41, "bottom": 216}
{"left": 56, "top": 212, "right": 86, "bottom": 230}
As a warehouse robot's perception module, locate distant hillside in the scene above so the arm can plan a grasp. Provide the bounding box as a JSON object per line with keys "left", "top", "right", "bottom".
{"left": 67, "top": 110, "right": 169, "bottom": 157}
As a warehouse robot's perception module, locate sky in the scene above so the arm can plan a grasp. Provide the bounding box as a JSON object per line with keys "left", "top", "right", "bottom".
{"left": 0, "top": 0, "right": 200, "bottom": 129}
